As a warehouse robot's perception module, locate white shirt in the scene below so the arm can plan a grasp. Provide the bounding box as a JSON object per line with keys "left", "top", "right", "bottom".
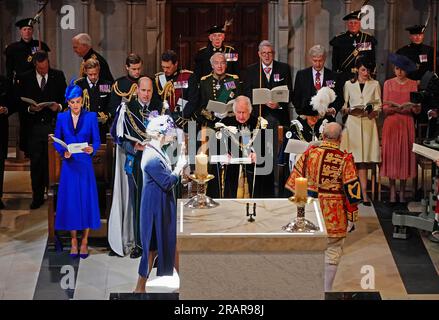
{"left": 36, "top": 72, "right": 48, "bottom": 89}
{"left": 262, "top": 62, "right": 273, "bottom": 80}
{"left": 87, "top": 77, "right": 98, "bottom": 89}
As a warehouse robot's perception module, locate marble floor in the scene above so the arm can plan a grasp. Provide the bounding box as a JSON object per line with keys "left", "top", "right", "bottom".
{"left": 1, "top": 171, "right": 438, "bottom": 300}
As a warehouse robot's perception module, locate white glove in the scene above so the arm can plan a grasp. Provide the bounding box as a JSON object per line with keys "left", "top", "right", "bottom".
{"left": 347, "top": 221, "right": 355, "bottom": 233}
{"left": 214, "top": 112, "right": 227, "bottom": 119}
{"left": 173, "top": 155, "right": 187, "bottom": 175}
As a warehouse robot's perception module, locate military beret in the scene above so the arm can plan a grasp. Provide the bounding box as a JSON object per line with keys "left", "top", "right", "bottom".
{"left": 207, "top": 25, "right": 225, "bottom": 34}
{"left": 15, "top": 18, "right": 34, "bottom": 29}
{"left": 405, "top": 25, "right": 426, "bottom": 34}
{"left": 343, "top": 10, "right": 364, "bottom": 21}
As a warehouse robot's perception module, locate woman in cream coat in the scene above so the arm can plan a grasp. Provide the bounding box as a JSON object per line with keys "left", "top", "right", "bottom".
{"left": 341, "top": 57, "right": 382, "bottom": 205}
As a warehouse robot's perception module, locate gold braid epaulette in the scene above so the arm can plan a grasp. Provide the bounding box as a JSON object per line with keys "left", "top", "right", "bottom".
{"left": 82, "top": 89, "right": 90, "bottom": 110}
{"left": 155, "top": 78, "right": 176, "bottom": 115}
{"left": 113, "top": 81, "right": 137, "bottom": 100}
{"left": 126, "top": 107, "right": 147, "bottom": 139}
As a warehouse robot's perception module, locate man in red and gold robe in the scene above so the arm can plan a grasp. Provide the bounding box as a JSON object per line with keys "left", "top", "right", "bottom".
{"left": 285, "top": 122, "right": 362, "bottom": 291}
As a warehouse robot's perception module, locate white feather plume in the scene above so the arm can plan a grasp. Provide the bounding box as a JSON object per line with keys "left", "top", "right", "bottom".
{"left": 310, "top": 87, "right": 337, "bottom": 117}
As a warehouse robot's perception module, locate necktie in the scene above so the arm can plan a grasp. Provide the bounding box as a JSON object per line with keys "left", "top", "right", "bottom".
{"left": 315, "top": 72, "right": 321, "bottom": 90}
{"left": 40, "top": 76, "right": 46, "bottom": 91}
{"left": 264, "top": 67, "right": 271, "bottom": 81}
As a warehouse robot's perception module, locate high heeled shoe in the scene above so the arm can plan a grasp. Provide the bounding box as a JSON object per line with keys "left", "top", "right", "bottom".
{"left": 79, "top": 245, "right": 89, "bottom": 259}
{"left": 70, "top": 247, "right": 79, "bottom": 259}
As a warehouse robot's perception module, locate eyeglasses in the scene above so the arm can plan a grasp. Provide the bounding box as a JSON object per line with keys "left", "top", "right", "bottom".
{"left": 213, "top": 61, "right": 227, "bottom": 66}
{"left": 260, "top": 51, "right": 273, "bottom": 56}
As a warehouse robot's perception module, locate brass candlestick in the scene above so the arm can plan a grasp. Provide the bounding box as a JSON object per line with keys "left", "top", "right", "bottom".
{"left": 184, "top": 174, "right": 219, "bottom": 209}
{"left": 282, "top": 196, "right": 319, "bottom": 232}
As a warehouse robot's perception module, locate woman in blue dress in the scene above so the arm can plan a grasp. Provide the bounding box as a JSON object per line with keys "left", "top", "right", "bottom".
{"left": 134, "top": 114, "right": 186, "bottom": 293}
{"left": 54, "top": 80, "right": 101, "bottom": 259}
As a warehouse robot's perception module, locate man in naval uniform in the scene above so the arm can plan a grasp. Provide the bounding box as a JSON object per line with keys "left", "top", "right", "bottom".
{"left": 198, "top": 52, "right": 241, "bottom": 198}
{"left": 108, "top": 53, "right": 143, "bottom": 117}
{"left": 4, "top": 17, "right": 50, "bottom": 156}
{"left": 329, "top": 10, "right": 377, "bottom": 84}
{"left": 153, "top": 50, "right": 199, "bottom": 129}
{"left": 72, "top": 33, "right": 114, "bottom": 83}
{"left": 194, "top": 24, "right": 239, "bottom": 81}
{"left": 75, "top": 58, "right": 112, "bottom": 142}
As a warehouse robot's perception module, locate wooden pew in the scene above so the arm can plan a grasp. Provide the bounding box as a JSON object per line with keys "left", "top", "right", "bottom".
{"left": 47, "top": 134, "right": 114, "bottom": 245}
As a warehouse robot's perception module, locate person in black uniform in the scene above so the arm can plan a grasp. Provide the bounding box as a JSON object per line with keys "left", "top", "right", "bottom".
{"left": 4, "top": 18, "right": 50, "bottom": 83}
{"left": 72, "top": 33, "right": 114, "bottom": 83}
{"left": 194, "top": 24, "right": 239, "bottom": 81}
{"left": 396, "top": 25, "right": 435, "bottom": 82}
{"left": 0, "top": 76, "right": 16, "bottom": 209}
{"left": 329, "top": 10, "right": 377, "bottom": 84}
{"left": 15, "top": 51, "right": 66, "bottom": 209}
{"left": 108, "top": 53, "right": 143, "bottom": 118}
{"left": 397, "top": 24, "right": 437, "bottom": 137}
{"left": 4, "top": 18, "right": 50, "bottom": 156}
{"left": 75, "top": 58, "right": 112, "bottom": 142}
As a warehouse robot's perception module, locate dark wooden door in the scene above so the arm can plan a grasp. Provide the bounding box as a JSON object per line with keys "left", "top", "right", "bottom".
{"left": 166, "top": 0, "right": 268, "bottom": 76}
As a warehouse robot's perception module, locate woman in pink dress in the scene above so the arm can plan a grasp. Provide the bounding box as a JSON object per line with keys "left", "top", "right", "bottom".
{"left": 381, "top": 53, "right": 421, "bottom": 204}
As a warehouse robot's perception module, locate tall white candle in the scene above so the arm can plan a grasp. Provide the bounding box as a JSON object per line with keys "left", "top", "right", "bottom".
{"left": 195, "top": 153, "right": 208, "bottom": 178}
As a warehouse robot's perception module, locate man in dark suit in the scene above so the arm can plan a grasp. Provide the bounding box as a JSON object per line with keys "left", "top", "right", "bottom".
{"left": 0, "top": 75, "right": 16, "bottom": 209}
{"left": 293, "top": 44, "right": 344, "bottom": 122}
{"left": 72, "top": 33, "right": 114, "bottom": 83}
{"left": 15, "top": 50, "right": 66, "bottom": 209}
{"left": 244, "top": 40, "right": 293, "bottom": 128}
{"left": 75, "top": 58, "right": 112, "bottom": 142}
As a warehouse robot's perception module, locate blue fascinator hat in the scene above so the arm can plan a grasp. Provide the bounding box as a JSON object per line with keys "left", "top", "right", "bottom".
{"left": 65, "top": 78, "right": 83, "bottom": 102}
{"left": 389, "top": 53, "right": 417, "bottom": 74}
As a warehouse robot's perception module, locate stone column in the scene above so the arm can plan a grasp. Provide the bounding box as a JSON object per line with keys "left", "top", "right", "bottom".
{"left": 81, "top": 0, "right": 90, "bottom": 33}
{"left": 344, "top": 0, "right": 352, "bottom": 14}
{"left": 145, "top": 0, "right": 159, "bottom": 75}
{"left": 156, "top": 0, "right": 166, "bottom": 74}
{"left": 288, "top": 0, "right": 309, "bottom": 72}
{"left": 268, "top": 1, "right": 279, "bottom": 50}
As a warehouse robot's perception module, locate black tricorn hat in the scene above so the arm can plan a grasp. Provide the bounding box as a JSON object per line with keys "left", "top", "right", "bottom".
{"left": 343, "top": 10, "right": 364, "bottom": 21}
{"left": 15, "top": 18, "right": 34, "bottom": 29}
{"left": 207, "top": 24, "right": 225, "bottom": 34}
{"left": 405, "top": 25, "right": 426, "bottom": 34}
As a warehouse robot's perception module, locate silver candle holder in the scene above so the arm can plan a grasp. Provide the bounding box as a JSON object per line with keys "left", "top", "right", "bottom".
{"left": 184, "top": 174, "right": 219, "bottom": 209}
{"left": 282, "top": 196, "right": 319, "bottom": 232}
